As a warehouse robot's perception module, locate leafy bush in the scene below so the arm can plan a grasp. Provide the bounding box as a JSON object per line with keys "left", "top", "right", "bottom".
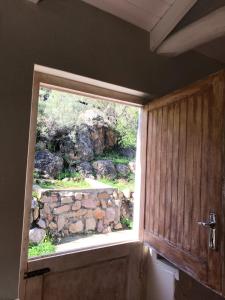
{"left": 121, "top": 217, "right": 133, "bottom": 229}
{"left": 115, "top": 106, "right": 139, "bottom": 149}
{"left": 56, "top": 170, "right": 83, "bottom": 180}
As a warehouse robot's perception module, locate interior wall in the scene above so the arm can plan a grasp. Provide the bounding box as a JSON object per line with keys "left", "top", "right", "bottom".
{"left": 0, "top": 0, "right": 224, "bottom": 298}
{"left": 175, "top": 271, "right": 224, "bottom": 300}
{"left": 145, "top": 250, "right": 225, "bottom": 300}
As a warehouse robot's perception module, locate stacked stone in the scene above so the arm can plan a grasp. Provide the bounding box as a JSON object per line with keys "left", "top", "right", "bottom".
{"left": 38, "top": 188, "right": 123, "bottom": 239}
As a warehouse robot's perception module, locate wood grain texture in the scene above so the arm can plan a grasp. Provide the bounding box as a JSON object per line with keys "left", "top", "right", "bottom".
{"left": 43, "top": 258, "right": 128, "bottom": 300}
{"left": 25, "top": 242, "right": 143, "bottom": 300}
{"left": 144, "top": 70, "right": 225, "bottom": 295}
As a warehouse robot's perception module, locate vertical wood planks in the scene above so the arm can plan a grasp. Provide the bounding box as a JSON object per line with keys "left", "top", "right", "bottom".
{"left": 144, "top": 71, "right": 225, "bottom": 294}
{"left": 170, "top": 102, "right": 180, "bottom": 244}
{"left": 176, "top": 99, "right": 187, "bottom": 248}
{"left": 153, "top": 108, "right": 163, "bottom": 236}
{"left": 158, "top": 106, "right": 168, "bottom": 238}
{"left": 191, "top": 93, "right": 202, "bottom": 256}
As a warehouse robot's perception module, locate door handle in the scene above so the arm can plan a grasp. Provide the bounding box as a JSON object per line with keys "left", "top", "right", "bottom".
{"left": 197, "top": 212, "right": 217, "bottom": 250}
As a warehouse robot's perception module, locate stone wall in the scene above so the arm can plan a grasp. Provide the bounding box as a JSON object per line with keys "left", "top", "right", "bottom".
{"left": 30, "top": 188, "right": 128, "bottom": 243}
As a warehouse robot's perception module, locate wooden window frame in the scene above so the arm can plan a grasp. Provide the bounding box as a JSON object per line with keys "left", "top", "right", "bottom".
{"left": 19, "top": 65, "right": 149, "bottom": 298}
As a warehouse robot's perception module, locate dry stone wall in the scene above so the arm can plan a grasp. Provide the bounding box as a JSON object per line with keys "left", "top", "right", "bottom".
{"left": 32, "top": 188, "right": 124, "bottom": 241}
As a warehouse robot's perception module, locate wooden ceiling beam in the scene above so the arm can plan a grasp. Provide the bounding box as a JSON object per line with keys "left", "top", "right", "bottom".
{"left": 157, "top": 6, "right": 225, "bottom": 56}
{"left": 150, "top": 0, "right": 197, "bottom": 52}
{"left": 27, "top": 0, "right": 41, "bottom": 3}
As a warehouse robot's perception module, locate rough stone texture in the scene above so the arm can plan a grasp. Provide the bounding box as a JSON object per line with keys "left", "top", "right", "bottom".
{"left": 29, "top": 228, "right": 46, "bottom": 244}
{"left": 93, "top": 208, "right": 105, "bottom": 219}
{"left": 114, "top": 223, "right": 123, "bottom": 230}
{"left": 82, "top": 198, "right": 97, "bottom": 209}
{"left": 97, "top": 220, "right": 104, "bottom": 233}
{"left": 72, "top": 201, "right": 82, "bottom": 211}
{"left": 77, "top": 161, "right": 94, "bottom": 179}
{"left": 35, "top": 141, "right": 46, "bottom": 151}
{"left": 33, "top": 207, "right": 39, "bottom": 221}
{"left": 119, "top": 148, "right": 136, "bottom": 159}
{"left": 35, "top": 150, "right": 64, "bottom": 178}
{"left": 128, "top": 161, "right": 135, "bottom": 173}
{"left": 37, "top": 219, "right": 46, "bottom": 229}
{"left": 69, "top": 221, "right": 84, "bottom": 233}
{"left": 116, "top": 164, "right": 130, "bottom": 177}
{"left": 100, "top": 199, "right": 107, "bottom": 209}
{"left": 75, "top": 192, "right": 83, "bottom": 200}
{"left": 49, "top": 222, "right": 57, "bottom": 230}
{"left": 61, "top": 196, "right": 74, "bottom": 204}
{"left": 76, "top": 124, "right": 94, "bottom": 161}
{"left": 85, "top": 218, "right": 96, "bottom": 231}
{"left": 53, "top": 205, "right": 71, "bottom": 215}
{"left": 103, "top": 226, "right": 112, "bottom": 234}
{"left": 31, "top": 187, "right": 132, "bottom": 240}
{"left": 92, "top": 160, "right": 117, "bottom": 179}
{"left": 74, "top": 209, "right": 87, "bottom": 218}
{"left": 105, "top": 207, "right": 116, "bottom": 223}
{"left": 98, "top": 192, "right": 110, "bottom": 199}
{"left": 57, "top": 215, "right": 65, "bottom": 231}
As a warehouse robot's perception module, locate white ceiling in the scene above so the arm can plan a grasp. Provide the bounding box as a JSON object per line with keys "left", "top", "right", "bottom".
{"left": 82, "top": 0, "right": 176, "bottom": 31}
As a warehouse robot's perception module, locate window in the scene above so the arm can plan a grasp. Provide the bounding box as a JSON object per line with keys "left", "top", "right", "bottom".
{"left": 23, "top": 65, "right": 145, "bottom": 260}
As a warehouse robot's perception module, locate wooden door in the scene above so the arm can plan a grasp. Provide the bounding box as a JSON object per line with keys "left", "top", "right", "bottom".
{"left": 143, "top": 71, "right": 225, "bottom": 295}
{"left": 24, "top": 242, "right": 144, "bottom": 300}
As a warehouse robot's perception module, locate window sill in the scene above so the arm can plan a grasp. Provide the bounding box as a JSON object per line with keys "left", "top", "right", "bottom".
{"left": 28, "top": 230, "right": 139, "bottom": 261}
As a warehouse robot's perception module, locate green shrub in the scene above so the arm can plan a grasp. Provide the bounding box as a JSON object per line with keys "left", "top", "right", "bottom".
{"left": 56, "top": 170, "right": 83, "bottom": 180}
{"left": 28, "top": 238, "right": 56, "bottom": 258}
{"left": 121, "top": 217, "right": 133, "bottom": 229}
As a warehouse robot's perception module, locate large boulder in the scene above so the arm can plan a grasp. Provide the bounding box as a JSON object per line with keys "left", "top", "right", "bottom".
{"left": 116, "top": 164, "right": 130, "bottom": 178}
{"left": 119, "top": 148, "right": 136, "bottom": 159}
{"left": 76, "top": 162, "right": 94, "bottom": 178}
{"left": 90, "top": 126, "right": 105, "bottom": 155}
{"left": 92, "top": 160, "right": 117, "bottom": 180}
{"left": 59, "top": 137, "right": 78, "bottom": 166}
{"left": 29, "top": 228, "right": 46, "bottom": 244}
{"left": 35, "top": 150, "right": 64, "bottom": 178}
{"left": 75, "top": 124, "right": 94, "bottom": 161}
{"left": 105, "top": 128, "right": 118, "bottom": 149}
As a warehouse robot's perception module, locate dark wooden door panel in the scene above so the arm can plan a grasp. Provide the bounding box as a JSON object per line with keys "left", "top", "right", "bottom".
{"left": 144, "top": 71, "right": 225, "bottom": 294}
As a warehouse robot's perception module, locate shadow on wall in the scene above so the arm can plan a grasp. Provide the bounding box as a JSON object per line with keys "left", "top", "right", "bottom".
{"left": 175, "top": 271, "right": 224, "bottom": 300}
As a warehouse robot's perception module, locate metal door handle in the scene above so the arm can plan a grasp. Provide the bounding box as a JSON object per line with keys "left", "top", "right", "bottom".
{"left": 197, "top": 212, "right": 217, "bottom": 250}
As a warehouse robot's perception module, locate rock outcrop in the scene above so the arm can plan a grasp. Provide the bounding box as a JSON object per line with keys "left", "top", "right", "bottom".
{"left": 92, "top": 160, "right": 117, "bottom": 180}
{"left": 35, "top": 150, "right": 64, "bottom": 178}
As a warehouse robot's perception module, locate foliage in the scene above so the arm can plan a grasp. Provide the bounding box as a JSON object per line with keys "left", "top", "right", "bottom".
{"left": 28, "top": 237, "right": 56, "bottom": 258}
{"left": 37, "top": 179, "right": 90, "bottom": 189}
{"left": 56, "top": 170, "right": 82, "bottom": 180}
{"left": 37, "top": 87, "right": 139, "bottom": 149}
{"left": 121, "top": 217, "right": 133, "bottom": 229}
{"left": 95, "top": 150, "right": 131, "bottom": 165}
{"left": 115, "top": 106, "right": 139, "bottom": 148}
{"left": 32, "top": 191, "right": 40, "bottom": 200}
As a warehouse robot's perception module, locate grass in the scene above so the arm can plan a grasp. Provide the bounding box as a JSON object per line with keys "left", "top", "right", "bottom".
{"left": 38, "top": 179, "right": 91, "bottom": 189}
{"left": 95, "top": 150, "right": 132, "bottom": 165}
{"left": 99, "top": 176, "right": 135, "bottom": 192}
{"left": 28, "top": 239, "right": 56, "bottom": 258}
